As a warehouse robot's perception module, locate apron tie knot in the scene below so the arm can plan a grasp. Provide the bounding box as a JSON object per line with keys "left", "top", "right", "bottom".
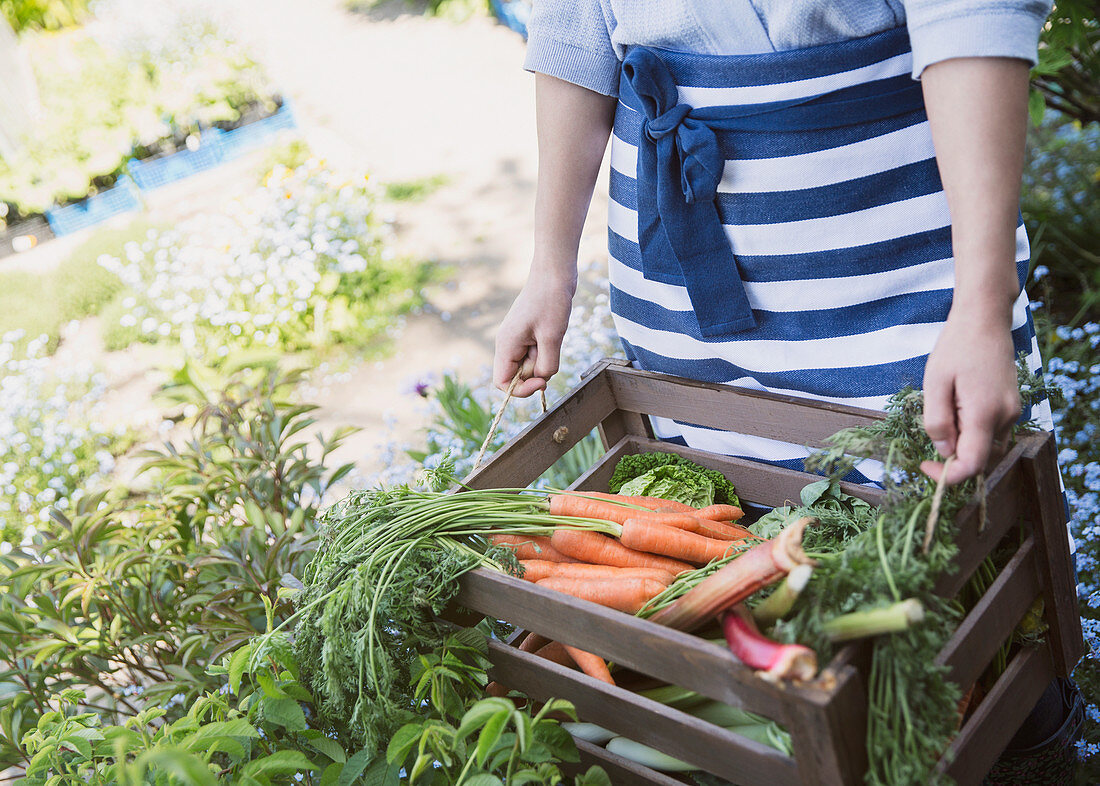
{"left": 622, "top": 47, "right": 754, "bottom": 336}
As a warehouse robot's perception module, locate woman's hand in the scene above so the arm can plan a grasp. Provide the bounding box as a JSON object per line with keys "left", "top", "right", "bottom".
{"left": 919, "top": 56, "right": 1031, "bottom": 483}
{"left": 494, "top": 273, "right": 575, "bottom": 398}
{"left": 921, "top": 307, "right": 1021, "bottom": 484}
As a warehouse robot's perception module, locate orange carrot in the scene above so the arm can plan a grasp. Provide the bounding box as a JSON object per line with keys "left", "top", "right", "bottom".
{"left": 517, "top": 631, "right": 550, "bottom": 653}
{"left": 562, "top": 645, "right": 615, "bottom": 685}
{"left": 548, "top": 493, "right": 673, "bottom": 525}
{"left": 694, "top": 519, "right": 756, "bottom": 541}
{"left": 549, "top": 529, "right": 693, "bottom": 574}
{"left": 489, "top": 534, "right": 578, "bottom": 563}
{"left": 696, "top": 504, "right": 746, "bottom": 522}
{"left": 568, "top": 490, "right": 698, "bottom": 513}
{"left": 533, "top": 641, "right": 574, "bottom": 668}
{"left": 535, "top": 575, "right": 668, "bottom": 614}
{"left": 619, "top": 518, "right": 741, "bottom": 565}
{"left": 519, "top": 559, "right": 675, "bottom": 585}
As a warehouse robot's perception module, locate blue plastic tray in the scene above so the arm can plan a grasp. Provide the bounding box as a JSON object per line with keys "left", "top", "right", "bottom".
{"left": 45, "top": 176, "right": 142, "bottom": 236}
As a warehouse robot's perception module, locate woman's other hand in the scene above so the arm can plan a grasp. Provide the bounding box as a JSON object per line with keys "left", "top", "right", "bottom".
{"left": 918, "top": 56, "right": 1030, "bottom": 484}
{"left": 921, "top": 309, "right": 1021, "bottom": 484}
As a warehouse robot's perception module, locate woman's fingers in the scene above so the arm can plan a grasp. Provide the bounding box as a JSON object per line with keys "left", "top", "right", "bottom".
{"left": 922, "top": 369, "right": 958, "bottom": 461}
{"left": 493, "top": 282, "right": 573, "bottom": 397}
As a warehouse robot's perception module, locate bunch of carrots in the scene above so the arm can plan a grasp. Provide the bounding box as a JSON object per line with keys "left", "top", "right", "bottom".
{"left": 487, "top": 491, "right": 820, "bottom": 686}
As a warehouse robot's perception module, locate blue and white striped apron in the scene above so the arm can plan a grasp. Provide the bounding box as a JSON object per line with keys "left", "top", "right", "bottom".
{"left": 607, "top": 27, "right": 1053, "bottom": 481}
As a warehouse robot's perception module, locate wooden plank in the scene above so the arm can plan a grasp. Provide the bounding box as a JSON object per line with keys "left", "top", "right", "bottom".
{"left": 605, "top": 365, "right": 884, "bottom": 449}
{"left": 565, "top": 738, "right": 688, "bottom": 786}
{"left": 784, "top": 665, "right": 867, "bottom": 786}
{"left": 934, "top": 537, "right": 1040, "bottom": 689}
{"left": 487, "top": 639, "right": 800, "bottom": 785}
{"left": 936, "top": 646, "right": 1055, "bottom": 785}
{"left": 1021, "top": 432, "right": 1087, "bottom": 675}
{"left": 598, "top": 408, "right": 651, "bottom": 450}
{"left": 566, "top": 436, "right": 632, "bottom": 492}
{"left": 934, "top": 439, "right": 1032, "bottom": 598}
{"left": 464, "top": 371, "right": 618, "bottom": 490}
{"left": 456, "top": 569, "right": 827, "bottom": 723}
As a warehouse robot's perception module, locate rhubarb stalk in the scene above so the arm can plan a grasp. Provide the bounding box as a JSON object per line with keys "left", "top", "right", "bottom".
{"left": 722, "top": 605, "right": 818, "bottom": 682}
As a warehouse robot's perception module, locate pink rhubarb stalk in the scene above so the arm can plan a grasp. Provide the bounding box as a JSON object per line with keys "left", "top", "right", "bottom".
{"left": 722, "top": 604, "right": 818, "bottom": 683}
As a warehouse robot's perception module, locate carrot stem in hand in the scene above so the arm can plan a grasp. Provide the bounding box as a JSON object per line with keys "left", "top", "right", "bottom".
{"left": 722, "top": 605, "right": 817, "bottom": 682}
{"left": 550, "top": 529, "right": 693, "bottom": 574}
{"left": 647, "top": 517, "right": 816, "bottom": 631}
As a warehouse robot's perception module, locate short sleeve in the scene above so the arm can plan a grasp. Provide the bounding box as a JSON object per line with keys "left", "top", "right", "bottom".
{"left": 903, "top": 0, "right": 1053, "bottom": 77}
{"left": 524, "top": 0, "right": 622, "bottom": 96}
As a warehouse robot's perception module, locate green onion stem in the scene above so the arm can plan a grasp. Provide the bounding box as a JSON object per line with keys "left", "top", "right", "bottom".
{"left": 822, "top": 599, "right": 925, "bottom": 642}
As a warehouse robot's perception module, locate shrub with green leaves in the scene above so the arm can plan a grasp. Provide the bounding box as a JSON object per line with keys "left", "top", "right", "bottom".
{"left": 0, "top": 362, "right": 354, "bottom": 772}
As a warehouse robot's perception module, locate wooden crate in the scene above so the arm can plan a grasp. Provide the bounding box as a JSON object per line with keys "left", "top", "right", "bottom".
{"left": 454, "top": 360, "right": 1083, "bottom": 786}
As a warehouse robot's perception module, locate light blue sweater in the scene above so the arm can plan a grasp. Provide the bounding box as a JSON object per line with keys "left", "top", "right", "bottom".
{"left": 524, "top": 0, "right": 1053, "bottom": 96}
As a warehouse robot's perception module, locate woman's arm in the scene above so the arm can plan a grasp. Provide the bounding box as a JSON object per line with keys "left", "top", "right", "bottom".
{"left": 919, "top": 57, "right": 1031, "bottom": 483}
{"left": 493, "top": 73, "right": 617, "bottom": 397}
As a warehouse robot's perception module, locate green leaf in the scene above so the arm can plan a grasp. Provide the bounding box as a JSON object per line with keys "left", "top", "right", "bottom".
{"left": 135, "top": 747, "right": 218, "bottom": 786}
{"left": 260, "top": 697, "right": 307, "bottom": 731}
{"left": 512, "top": 709, "right": 533, "bottom": 754}
{"left": 305, "top": 734, "right": 347, "bottom": 764}
{"left": 336, "top": 749, "right": 377, "bottom": 786}
{"left": 574, "top": 765, "right": 613, "bottom": 786}
{"left": 240, "top": 750, "right": 317, "bottom": 778}
{"left": 1028, "top": 88, "right": 1046, "bottom": 126}
{"left": 800, "top": 479, "right": 831, "bottom": 506}
{"left": 462, "top": 776, "right": 503, "bottom": 786}
{"left": 255, "top": 670, "right": 289, "bottom": 699}
{"left": 456, "top": 699, "right": 512, "bottom": 741}
{"left": 475, "top": 709, "right": 510, "bottom": 767}
{"left": 386, "top": 724, "right": 422, "bottom": 764}
{"left": 228, "top": 645, "right": 252, "bottom": 696}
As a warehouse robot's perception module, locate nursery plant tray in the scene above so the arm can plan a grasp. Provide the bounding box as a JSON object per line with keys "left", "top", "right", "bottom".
{"left": 451, "top": 359, "right": 1084, "bottom": 786}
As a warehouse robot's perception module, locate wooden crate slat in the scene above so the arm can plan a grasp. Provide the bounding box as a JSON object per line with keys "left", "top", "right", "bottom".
{"left": 566, "top": 738, "right": 688, "bottom": 786}
{"left": 565, "top": 436, "right": 634, "bottom": 492}
{"left": 934, "top": 537, "right": 1040, "bottom": 689}
{"left": 1021, "top": 433, "right": 1087, "bottom": 675}
{"left": 783, "top": 664, "right": 868, "bottom": 786}
{"left": 456, "top": 570, "right": 819, "bottom": 723}
{"left": 934, "top": 438, "right": 1032, "bottom": 598}
{"left": 605, "top": 365, "right": 884, "bottom": 448}
{"left": 487, "top": 639, "right": 800, "bottom": 785}
{"left": 464, "top": 369, "right": 618, "bottom": 490}
{"left": 936, "top": 646, "right": 1055, "bottom": 785}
